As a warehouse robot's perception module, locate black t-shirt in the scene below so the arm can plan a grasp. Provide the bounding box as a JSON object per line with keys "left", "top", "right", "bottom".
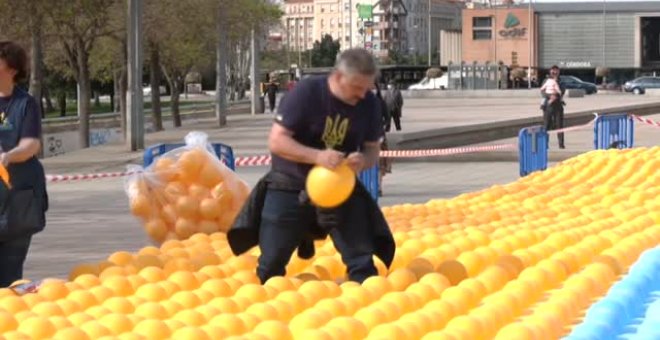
{"left": 272, "top": 75, "right": 382, "bottom": 180}
{"left": 0, "top": 92, "right": 42, "bottom": 142}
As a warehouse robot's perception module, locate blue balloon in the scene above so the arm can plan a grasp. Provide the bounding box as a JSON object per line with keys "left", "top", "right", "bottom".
{"left": 567, "top": 323, "right": 611, "bottom": 340}
{"left": 584, "top": 308, "right": 625, "bottom": 332}
{"left": 631, "top": 326, "right": 660, "bottom": 340}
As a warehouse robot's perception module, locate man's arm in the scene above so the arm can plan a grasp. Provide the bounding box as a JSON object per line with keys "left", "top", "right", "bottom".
{"left": 269, "top": 123, "right": 344, "bottom": 169}
{"left": 268, "top": 123, "right": 320, "bottom": 165}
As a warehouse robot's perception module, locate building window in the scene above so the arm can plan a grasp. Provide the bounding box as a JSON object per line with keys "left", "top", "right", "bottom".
{"left": 473, "top": 30, "right": 492, "bottom": 40}
{"left": 473, "top": 17, "right": 492, "bottom": 28}
{"left": 472, "top": 16, "right": 492, "bottom": 40}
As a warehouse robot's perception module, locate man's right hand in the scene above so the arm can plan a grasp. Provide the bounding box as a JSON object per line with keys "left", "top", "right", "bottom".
{"left": 315, "top": 149, "right": 345, "bottom": 169}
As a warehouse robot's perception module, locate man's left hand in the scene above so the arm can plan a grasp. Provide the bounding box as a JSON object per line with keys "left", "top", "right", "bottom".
{"left": 346, "top": 152, "right": 365, "bottom": 173}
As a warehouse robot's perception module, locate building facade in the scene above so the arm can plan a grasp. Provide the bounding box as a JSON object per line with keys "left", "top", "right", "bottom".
{"left": 462, "top": 6, "right": 537, "bottom": 68}
{"left": 281, "top": 0, "right": 464, "bottom": 64}
{"left": 534, "top": 1, "right": 660, "bottom": 70}
{"left": 282, "top": 0, "right": 315, "bottom": 52}
{"left": 460, "top": 1, "right": 660, "bottom": 74}
{"left": 281, "top": 0, "right": 374, "bottom": 52}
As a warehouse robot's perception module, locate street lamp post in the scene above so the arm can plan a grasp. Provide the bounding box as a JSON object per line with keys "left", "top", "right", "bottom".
{"left": 528, "top": 0, "right": 532, "bottom": 89}
{"left": 602, "top": 0, "right": 606, "bottom": 70}
{"left": 127, "top": 0, "right": 144, "bottom": 151}
{"left": 413, "top": 24, "right": 418, "bottom": 65}
{"left": 349, "top": 0, "right": 353, "bottom": 48}
{"left": 428, "top": 0, "right": 432, "bottom": 66}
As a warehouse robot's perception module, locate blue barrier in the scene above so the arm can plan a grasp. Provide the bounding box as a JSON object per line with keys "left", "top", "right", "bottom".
{"left": 518, "top": 126, "right": 548, "bottom": 177}
{"left": 143, "top": 143, "right": 235, "bottom": 170}
{"left": 594, "top": 114, "right": 634, "bottom": 150}
{"left": 144, "top": 143, "right": 379, "bottom": 201}
{"left": 358, "top": 165, "right": 380, "bottom": 202}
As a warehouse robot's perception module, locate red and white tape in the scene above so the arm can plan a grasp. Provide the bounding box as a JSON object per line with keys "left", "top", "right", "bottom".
{"left": 633, "top": 114, "right": 660, "bottom": 128}
{"left": 549, "top": 118, "right": 596, "bottom": 134}
{"left": 46, "top": 171, "right": 138, "bottom": 183}
{"left": 45, "top": 144, "right": 516, "bottom": 183}
{"left": 380, "top": 143, "right": 516, "bottom": 158}
{"left": 234, "top": 155, "right": 272, "bottom": 167}
{"left": 232, "top": 144, "right": 517, "bottom": 166}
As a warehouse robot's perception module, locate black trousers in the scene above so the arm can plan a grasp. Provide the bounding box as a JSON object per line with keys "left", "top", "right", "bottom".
{"left": 256, "top": 189, "right": 377, "bottom": 284}
{"left": 268, "top": 95, "right": 276, "bottom": 112}
{"left": 543, "top": 102, "right": 565, "bottom": 148}
{"left": 385, "top": 111, "right": 401, "bottom": 132}
{"left": 0, "top": 235, "right": 32, "bottom": 287}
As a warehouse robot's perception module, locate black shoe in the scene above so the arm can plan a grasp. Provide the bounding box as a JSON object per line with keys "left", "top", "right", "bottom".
{"left": 296, "top": 239, "right": 315, "bottom": 259}
{"left": 559, "top": 144, "right": 566, "bottom": 149}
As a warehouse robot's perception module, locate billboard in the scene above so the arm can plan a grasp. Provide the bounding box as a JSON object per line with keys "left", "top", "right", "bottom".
{"left": 357, "top": 4, "right": 373, "bottom": 20}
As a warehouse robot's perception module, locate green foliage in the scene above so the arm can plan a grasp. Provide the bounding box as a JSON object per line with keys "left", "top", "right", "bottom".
{"left": 311, "top": 34, "right": 340, "bottom": 67}
{"left": 387, "top": 49, "right": 410, "bottom": 65}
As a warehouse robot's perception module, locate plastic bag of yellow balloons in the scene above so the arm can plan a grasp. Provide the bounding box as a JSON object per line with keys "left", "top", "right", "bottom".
{"left": 125, "top": 132, "right": 250, "bottom": 244}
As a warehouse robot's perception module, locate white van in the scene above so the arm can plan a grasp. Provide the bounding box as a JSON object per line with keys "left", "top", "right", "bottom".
{"left": 408, "top": 74, "right": 449, "bottom": 90}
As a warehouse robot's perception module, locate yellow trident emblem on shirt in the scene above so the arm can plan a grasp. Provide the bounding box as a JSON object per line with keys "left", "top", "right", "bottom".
{"left": 321, "top": 115, "right": 349, "bottom": 149}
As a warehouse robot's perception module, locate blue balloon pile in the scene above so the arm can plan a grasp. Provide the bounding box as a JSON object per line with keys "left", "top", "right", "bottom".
{"left": 565, "top": 247, "right": 660, "bottom": 340}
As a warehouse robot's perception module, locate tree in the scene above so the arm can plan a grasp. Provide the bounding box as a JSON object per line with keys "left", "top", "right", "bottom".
{"left": 47, "top": 0, "right": 116, "bottom": 148}
{"left": 0, "top": 0, "right": 49, "bottom": 116}
{"left": 260, "top": 49, "right": 289, "bottom": 73}
{"left": 311, "top": 34, "right": 340, "bottom": 67}
{"left": 143, "top": 0, "right": 175, "bottom": 132}
{"left": 215, "top": 0, "right": 230, "bottom": 127}
{"left": 387, "top": 49, "right": 410, "bottom": 65}
{"left": 155, "top": 0, "right": 214, "bottom": 128}
{"left": 89, "top": 34, "right": 128, "bottom": 134}
{"left": 220, "top": 0, "right": 281, "bottom": 102}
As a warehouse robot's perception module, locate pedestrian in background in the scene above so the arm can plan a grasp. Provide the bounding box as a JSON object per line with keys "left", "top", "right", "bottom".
{"left": 384, "top": 80, "right": 403, "bottom": 132}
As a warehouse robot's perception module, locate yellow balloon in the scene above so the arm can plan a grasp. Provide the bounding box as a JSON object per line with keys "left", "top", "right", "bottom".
{"left": 306, "top": 163, "right": 356, "bottom": 208}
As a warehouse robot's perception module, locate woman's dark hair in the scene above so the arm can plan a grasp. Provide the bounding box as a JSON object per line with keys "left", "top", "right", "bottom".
{"left": 0, "top": 41, "right": 28, "bottom": 83}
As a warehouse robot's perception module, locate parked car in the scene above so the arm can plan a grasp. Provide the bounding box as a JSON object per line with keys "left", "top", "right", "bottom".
{"left": 558, "top": 76, "right": 598, "bottom": 94}
{"left": 408, "top": 74, "right": 449, "bottom": 90}
{"left": 623, "top": 76, "right": 660, "bottom": 94}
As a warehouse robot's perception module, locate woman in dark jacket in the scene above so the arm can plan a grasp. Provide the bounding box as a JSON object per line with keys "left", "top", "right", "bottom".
{"left": 0, "top": 41, "right": 48, "bottom": 287}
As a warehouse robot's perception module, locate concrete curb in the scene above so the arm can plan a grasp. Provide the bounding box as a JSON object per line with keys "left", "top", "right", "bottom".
{"left": 388, "top": 102, "right": 660, "bottom": 150}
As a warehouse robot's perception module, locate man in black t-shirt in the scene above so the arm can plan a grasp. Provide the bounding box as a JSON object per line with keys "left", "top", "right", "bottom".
{"left": 259, "top": 48, "right": 384, "bottom": 283}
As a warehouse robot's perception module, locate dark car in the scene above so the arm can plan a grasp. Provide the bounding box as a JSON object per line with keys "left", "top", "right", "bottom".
{"left": 559, "top": 76, "right": 598, "bottom": 94}
{"left": 623, "top": 76, "right": 660, "bottom": 94}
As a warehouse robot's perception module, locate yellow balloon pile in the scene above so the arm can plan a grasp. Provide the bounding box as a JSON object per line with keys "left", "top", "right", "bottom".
{"left": 0, "top": 147, "right": 658, "bottom": 340}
